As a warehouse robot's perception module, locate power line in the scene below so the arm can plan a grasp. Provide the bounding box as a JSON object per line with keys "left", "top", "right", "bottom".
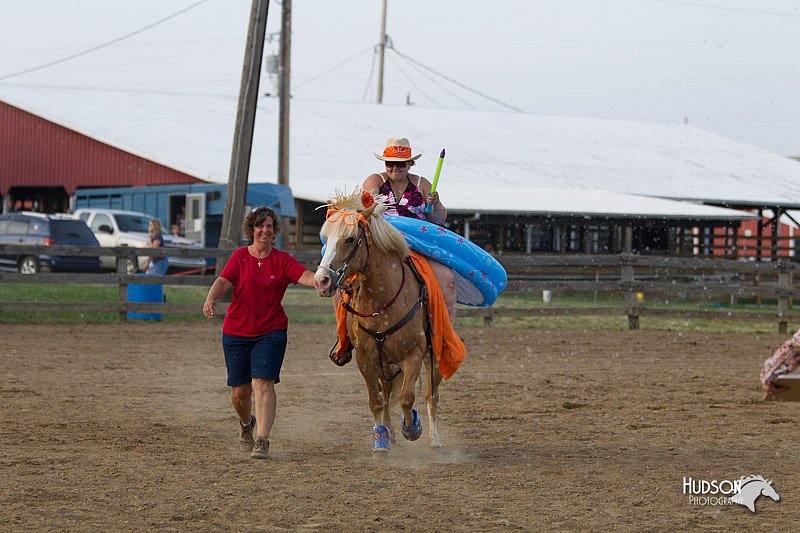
{"left": 22, "top": 41, "right": 236, "bottom": 80}
{"left": 386, "top": 53, "right": 442, "bottom": 107}
{"left": 361, "top": 46, "right": 378, "bottom": 103}
{"left": 293, "top": 45, "right": 374, "bottom": 90}
{"left": 0, "top": 35, "right": 243, "bottom": 53}
{"left": 0, "top": 82, "right": 250, "bottom": 101}
{"left": 389, "top": 44, "right": 523, "bottom": 113}
{"left": 389, "top": 49, "right": 475, "bottom": 110}
{"left": 0, "top": 0, "right": 212, "bottom": 83}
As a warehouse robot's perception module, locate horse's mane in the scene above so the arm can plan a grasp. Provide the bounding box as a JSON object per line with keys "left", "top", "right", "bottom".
{"left": 320, "top": 188, "right": 410, "bottom": 256}
{"left": 740, "top": 475, "right": 769, "bottom": 485}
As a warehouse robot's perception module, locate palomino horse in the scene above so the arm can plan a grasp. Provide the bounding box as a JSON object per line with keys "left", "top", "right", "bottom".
{"left": 313, "top": 190, "right": 442, "bottom": 453}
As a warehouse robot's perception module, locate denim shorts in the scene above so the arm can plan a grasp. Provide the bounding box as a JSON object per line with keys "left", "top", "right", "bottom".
{"left": 147, "top": 258, "right": 169, "bottom": 275}
{"left": 222, "top": 329, "right": 288, "bottom": 387}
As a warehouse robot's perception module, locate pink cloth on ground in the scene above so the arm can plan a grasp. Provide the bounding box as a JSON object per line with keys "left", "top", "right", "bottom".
{"left": 760, "top": 329, "right": 800, "bottom": 392}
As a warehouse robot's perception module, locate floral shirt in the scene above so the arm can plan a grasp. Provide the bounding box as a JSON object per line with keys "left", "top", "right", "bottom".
{"left": 379, "top": 175, "right": 427, "bottom": 220}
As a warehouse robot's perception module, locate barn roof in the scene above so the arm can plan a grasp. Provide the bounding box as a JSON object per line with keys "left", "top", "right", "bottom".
{"left": 0, "top": 85, "right": 790, "bottom": 219}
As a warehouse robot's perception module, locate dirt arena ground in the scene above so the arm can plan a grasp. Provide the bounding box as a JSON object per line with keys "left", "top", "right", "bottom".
{"left": 1, "top": 322, "right": 798, "bottom": 531}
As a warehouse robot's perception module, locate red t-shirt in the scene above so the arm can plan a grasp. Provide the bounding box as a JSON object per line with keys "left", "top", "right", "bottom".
{"left": 220, "top": 247, "right": 306, "bottom": 337}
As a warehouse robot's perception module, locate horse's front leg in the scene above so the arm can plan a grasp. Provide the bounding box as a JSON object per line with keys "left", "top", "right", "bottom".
{"left": 398, "top": 355, "right": 423, "bottom": 441}
{"left": 357, "top": 352, "right": 391, "bottom": 453}
{"left": 379, "top": 377, "right": 397, "bottom": 443}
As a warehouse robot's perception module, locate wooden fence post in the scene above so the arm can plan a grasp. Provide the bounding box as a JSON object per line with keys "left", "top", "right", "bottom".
{"left": 699, "top": 273, "right": 705, "bottom": 306}
{"left": 117, "top": 244, "right": 129, "bottom": 322}
{"left": 621, "top": 255, "right": 639, "bottom": 330}
{"left": 755, "top": 272, "right": 761, "bottom": 306}
{"left": 777, "top": 263, "right": 789, "bottom": 334}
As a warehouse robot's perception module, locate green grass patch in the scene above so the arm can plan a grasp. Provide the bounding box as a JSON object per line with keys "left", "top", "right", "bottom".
{"left": 0, "top": 283, "right": 117, "bottom": 302}
{"left": 0, "top": 283, "right": 793, "bottom": 332}
{"left": 455, "top": 314, "right": 780, "bottom": 334}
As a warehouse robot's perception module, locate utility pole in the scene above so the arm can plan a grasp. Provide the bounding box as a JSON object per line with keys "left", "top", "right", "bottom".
{"left": 277, "top": 0, "right": 291, "bottom": 187}
{"left": 217, "top": 0, "right": 270, "bottom": 274}
{"left": 376, "top": 0, "right": 387, "bottom": 104}
{"left": 278, "top": 0, "right": 293, "bottom": 246}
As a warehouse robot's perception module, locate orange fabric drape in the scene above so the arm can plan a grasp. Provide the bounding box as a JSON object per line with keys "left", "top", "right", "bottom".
{"left": 334, "top": 252, "right": 465, "bottom": 379}
{"left": 335, "top": 292, "right": 351, "bottom": 356}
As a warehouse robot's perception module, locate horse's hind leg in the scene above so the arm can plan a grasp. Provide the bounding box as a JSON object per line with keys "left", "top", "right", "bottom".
{"left": 424, "top": 356, "right": 444, "bottom": 449}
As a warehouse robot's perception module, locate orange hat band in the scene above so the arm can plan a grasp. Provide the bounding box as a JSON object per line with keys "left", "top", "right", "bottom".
{"left": 383, "top": 146, "right": 412, "bottom": 159}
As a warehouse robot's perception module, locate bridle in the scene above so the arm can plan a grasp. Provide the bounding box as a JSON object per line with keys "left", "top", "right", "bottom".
{"left": 324, "top": 219, "right": 408, "bottom": 319}
{"left": 319, "top": 222, "right": 370, "bottom": 291}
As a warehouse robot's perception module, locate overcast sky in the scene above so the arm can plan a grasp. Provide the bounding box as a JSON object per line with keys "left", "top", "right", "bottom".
{"left": 1, "top": 0, "right": 798, "bottom": 155}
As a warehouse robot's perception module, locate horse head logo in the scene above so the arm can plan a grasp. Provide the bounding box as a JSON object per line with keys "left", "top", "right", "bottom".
{"left": 731, "top": 475, "right": 780, "bottom": 513}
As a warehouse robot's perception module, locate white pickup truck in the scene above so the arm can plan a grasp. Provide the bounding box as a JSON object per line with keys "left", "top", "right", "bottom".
{"left": 74, "top": 208, "right": 208, "bottom": 274}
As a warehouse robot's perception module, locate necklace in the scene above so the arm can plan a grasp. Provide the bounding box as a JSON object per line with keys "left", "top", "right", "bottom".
{"left": 250, "top": 246, "right": 268, "bottom": 267}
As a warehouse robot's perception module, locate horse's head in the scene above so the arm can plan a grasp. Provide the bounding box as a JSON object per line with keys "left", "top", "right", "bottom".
{"left": 734, "top": 475, "right": 780, "bottom": 512}
{"left": 761, "top": 480, "right": 780, "bottom": 502}
{"left": 314, "top": 190, "right": 381, "bottom": 297}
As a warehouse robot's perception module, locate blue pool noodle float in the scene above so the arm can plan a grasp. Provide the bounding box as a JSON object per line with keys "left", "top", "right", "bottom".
{"left": 386, "top": 216, "right": 507, "bottom": 307}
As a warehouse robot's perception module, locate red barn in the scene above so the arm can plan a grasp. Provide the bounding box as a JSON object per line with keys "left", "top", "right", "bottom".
{"left": 711, "top": 210, "right": 797, "bottom": 259}
{"left": 0, "top": 100, "right": 202, "bottom": 213}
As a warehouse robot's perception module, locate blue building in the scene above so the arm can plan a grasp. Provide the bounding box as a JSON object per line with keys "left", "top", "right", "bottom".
{"left": 74, "top": 183, "right": 295, "bottom": 248}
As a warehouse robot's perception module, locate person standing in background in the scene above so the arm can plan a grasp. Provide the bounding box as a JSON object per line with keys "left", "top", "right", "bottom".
{"left": 177, "top": 206, "right": 186, "bottom": 236}
{"left": 142, "top": 219, "right": 169, "bottom": 275}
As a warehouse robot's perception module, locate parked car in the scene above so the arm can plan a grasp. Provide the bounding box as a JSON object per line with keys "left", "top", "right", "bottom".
{"left": 73, "top": 208, "right": 208, "bottom": 274}
{"left": 0, "top": 212, "right": 102, "bottom": 274}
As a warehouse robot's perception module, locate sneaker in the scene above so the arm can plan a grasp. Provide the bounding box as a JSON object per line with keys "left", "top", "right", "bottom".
{"left": 250, "top": 437, "right": 269, "bottom": 460}
{"left": 239, "top": 416, "right": 256, "bottom": 452}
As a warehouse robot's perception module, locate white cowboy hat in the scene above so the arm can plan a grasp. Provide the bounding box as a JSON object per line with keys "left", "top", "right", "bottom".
{"left": 374, "top": 137, "right": 423, "bottom": 162}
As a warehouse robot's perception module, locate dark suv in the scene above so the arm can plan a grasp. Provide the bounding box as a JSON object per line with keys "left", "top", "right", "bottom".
{"left": 0, "top": 212, "right": 102, "bottom": 274}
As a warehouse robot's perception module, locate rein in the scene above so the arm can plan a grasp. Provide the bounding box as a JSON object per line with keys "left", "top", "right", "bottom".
{"left": 341, "top": 255, "right": 407, "bottom": 318}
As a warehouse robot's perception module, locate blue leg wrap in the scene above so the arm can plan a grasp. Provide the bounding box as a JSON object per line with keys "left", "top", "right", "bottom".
{"left": 372, "top": 425, "right": 391, "bottom": 452}
{"left": 401, "top": 409, "right": 422, "bottom": 441}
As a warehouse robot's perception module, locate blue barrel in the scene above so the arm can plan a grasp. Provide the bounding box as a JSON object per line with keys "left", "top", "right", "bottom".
{"left": 127, "top": 280, "right": 163, "bottom": 320}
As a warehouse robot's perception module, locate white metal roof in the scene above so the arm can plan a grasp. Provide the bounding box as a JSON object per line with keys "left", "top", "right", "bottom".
{"left": 0, "top": 85, "right": 789, "bottom": 219}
